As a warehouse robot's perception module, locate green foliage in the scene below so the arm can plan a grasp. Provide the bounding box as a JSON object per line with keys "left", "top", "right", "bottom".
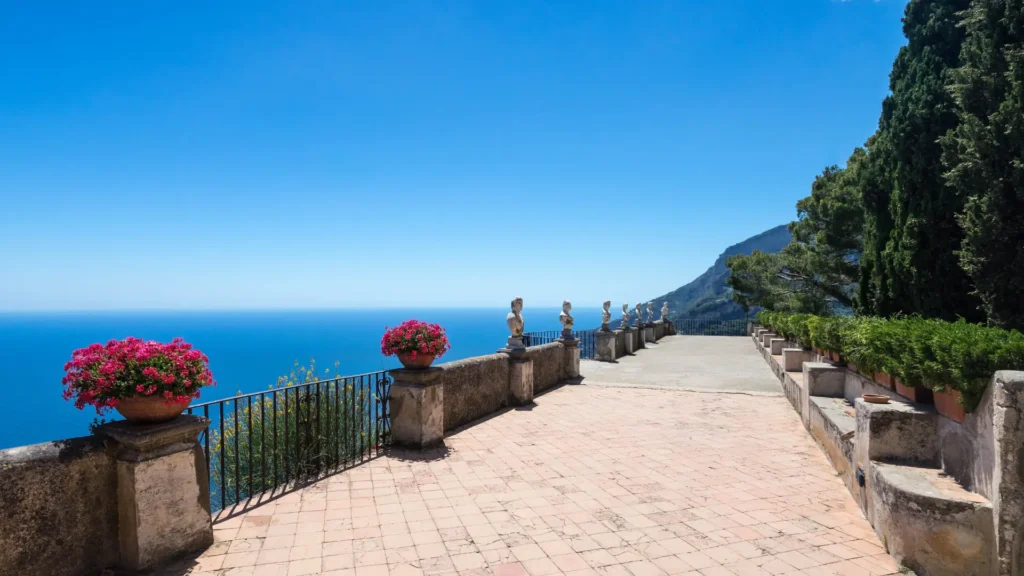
{"left": 942, "top": 0, "right": 1024, "bottom": 329}
{"left": 859, "top": 0, "right": 980, "bottom": 322}
{"left": 756, "top": 311, "right": 1024, "bottom": 411}
{"left": 728, "top": 158, "right": 864, "bottom": 315}
{"left": 208, "top": 360, "right": 379, "bottom": 509}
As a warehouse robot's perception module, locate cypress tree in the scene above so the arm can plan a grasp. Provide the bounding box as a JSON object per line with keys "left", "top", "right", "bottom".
{"left": 866, "top": 0, "right": 980, "bottom": 320}
{"left": 943, "top": 0, "right": 1024, "bottom": 329}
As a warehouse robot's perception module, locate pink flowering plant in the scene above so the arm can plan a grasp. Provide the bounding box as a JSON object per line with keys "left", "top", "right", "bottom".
{"left": 380, "top": 320, "right": 451, "bottom": 359}
{"left": 62, "top": 337, "right": 216, "bottom": 414}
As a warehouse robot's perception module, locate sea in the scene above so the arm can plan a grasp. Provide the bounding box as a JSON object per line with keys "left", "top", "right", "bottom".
{"left": 0, "top": 307, "right": 604, "bottom": 450}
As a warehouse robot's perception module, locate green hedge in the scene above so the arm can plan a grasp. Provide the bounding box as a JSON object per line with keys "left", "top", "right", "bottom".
{"left": 755, "top": 311, "right": 1024, "bottom": 411}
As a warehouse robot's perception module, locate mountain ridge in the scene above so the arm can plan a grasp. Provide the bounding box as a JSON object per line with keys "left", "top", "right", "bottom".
{"left": 652, "top": 224, "right": 792, "bottom": 320}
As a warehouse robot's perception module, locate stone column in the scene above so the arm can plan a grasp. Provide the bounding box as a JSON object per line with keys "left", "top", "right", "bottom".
{"left": 96, "top": 416, "right": 213, "bottom": 572}
{"left": 644, "top": 324, "right": 656, "bottom": 343}
{"left": 623, "top": 327, "right": 635, "bottom": 355}
{"left": 596, "top": 331, "right": 616, "bottom": 362}
{"left": 560, "top": 338, "right": 580, "bottom": 378}
{"left": 388, "top": 368, "right": 444, "bottom": 449}
{"left": 508, "top": 358, "right": 534, "bottom": 405}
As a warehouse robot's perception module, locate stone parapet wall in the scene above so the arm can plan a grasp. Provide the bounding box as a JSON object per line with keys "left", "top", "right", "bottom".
{"left": 440, "top": 354, "right": 511, "bottom": 432}
{"left": 525, "top": 342, "right": 565, "bottom": 394}
{"left": 0, "top": 436, "right": 119, "bottom": 576}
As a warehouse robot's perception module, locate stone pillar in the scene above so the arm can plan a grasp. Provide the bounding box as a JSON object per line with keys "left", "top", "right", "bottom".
{"left": 802, "top": 362, "right": 845, "bottom": 429}
{"left": 96, "top": 416, "right": 213, "bottom": 572}
{"left": 644, "top": 324, "right": 656, "bottom": 343}
{"left": 596, "top": 331, "right": 616, "bottom": 362}
{"left": 769, "top": 337, "right": 786, "bottom": 355}
{"left": 509, "top": 358, "right": 534, "bottom": 405}
{"left": 623, "top": 327, "right": 635, "bottom": 355}
{"left": 782, "top": 348, "right": 815, "bottom": 372}
{"left": 388, "top": 368, "right": 444, "bottom": 449}
{"left": 560, "top": 338, "right": 580, "bottom": 378}
{"left": 634, "top": 326, "right": 645, "bottom": 350}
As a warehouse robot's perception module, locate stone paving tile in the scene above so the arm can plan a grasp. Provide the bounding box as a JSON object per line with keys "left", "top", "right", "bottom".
{"left": 171, "top": 384, "right": 902, "bottom": 576}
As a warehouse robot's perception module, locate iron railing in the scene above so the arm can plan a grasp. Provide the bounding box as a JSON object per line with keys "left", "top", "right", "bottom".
{"left": 187, "top": 370, "right": 391, "bottom": 511}
{"left": 670, "top": 318, "right": 748, "bottom": 336}
{"left": 522, "top": 329, "right": 597, "bottom": 359}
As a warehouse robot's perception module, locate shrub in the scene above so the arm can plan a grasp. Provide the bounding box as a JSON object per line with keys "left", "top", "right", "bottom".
{"left": 207, "top": 360, "right": 380, "bottom": 510}
{"left": 757, "top": 311, "right": 1024, "bottom": 411}
{"left": 62, "top": 337, "right": 215, "bottom": 414}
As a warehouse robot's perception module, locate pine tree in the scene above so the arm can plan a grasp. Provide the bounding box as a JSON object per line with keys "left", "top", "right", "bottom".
{"left": 943, "top": 0, "right": 1024, "bottom": 328}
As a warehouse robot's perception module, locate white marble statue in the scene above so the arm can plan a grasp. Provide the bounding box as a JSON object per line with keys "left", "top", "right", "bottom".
{"left": 601, "top": 300, "right": 612, "bottom": 331}
{"left": 646, "top": 302, "right": 655, "bottom": 324}
{"left": 661, "top": 301, "right": 669, "bottom": 321}
{"left": 506, "top": 297, "right": 525, "bottom": 349}
{"left": 559, "top": 300, "right": 574, "bottom": 329}
{"left": 559, "top": 300, "right": 575, "bottom": 339}
{"left": 621, "top": 303, "right": 630, "bottom": 329}
{"left": 635, "top": 303, "right": 643, "bottom": 328}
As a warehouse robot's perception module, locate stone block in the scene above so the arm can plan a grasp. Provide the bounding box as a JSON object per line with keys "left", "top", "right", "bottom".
{"left": 869, "top": 462, "right": 994, "bottom": 576}
{"left": 635, "top": 328, "right": 645, "bottom": 350}
{"left": 623, "top": 328, "right": 635, "bottom": 355}
{"left": 782, "top": 348, "right": 814, "bottom": 372}
{"left": 509, "top": 359, "right": 534, "bottom": 405}
{"left": 596, "top": 331, "right": 616, "bottom": 362}
{"left": 802, "top": 362, "right": 844, "bottom": 429}
{"left": 388, "top": 368, "right": 444, "bottom": 449}
{"left": 96, "top": 416, "right": 212, "bottom": 572}
{"left": 644, "top": 326, "right": 655, "bottom": 343}
{"left": 769, "top": 337, "right": 785, "bottom": 355}
{"left": 761, "top": 332, "right": 777, "bottom": 348}
{"left": 990, "top": 371, "right": 1024, "bottom": 575}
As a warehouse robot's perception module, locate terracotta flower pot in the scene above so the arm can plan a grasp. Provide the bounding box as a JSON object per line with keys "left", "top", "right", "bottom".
{"left": 874, "top": 372, "right": 894, "bottom": 390}
{"left": 397, "top": 353, "right": 436, "bottom": 370}
{"left": 934, "top": 387, "right": 966, "bottom": 423}
{"left": 895, "top": 378, "right": 933, "bottom": 404}
{"left": 116, "top": 396, "right": 192, "bottom": 424}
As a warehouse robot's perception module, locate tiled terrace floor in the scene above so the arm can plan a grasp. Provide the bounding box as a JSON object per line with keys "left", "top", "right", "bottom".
{"left": 183, "top": 384, "right": 901, "bottom": 576}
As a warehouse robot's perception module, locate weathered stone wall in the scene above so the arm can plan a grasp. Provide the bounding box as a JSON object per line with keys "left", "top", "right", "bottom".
{"left": 440, "top": 354, "right": 510, "bottom": 432}
{"left": 525, "top": 342, "right": 565, "bottom": 393}
{"left": 0, "top": 436, "right": 119, "bottom": 576}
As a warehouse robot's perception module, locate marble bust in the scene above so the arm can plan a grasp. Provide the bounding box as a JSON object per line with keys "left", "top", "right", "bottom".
{"left": 559, "top": 300, "right": 574, "bottom": 339}
{"left": 621, "top": 303, "right": 630, "bottom": 329}
{"left": 635, "top": 303, "right": 643, "bottom": 328}
{"left": 601, "top": 300, "right": 612, "bottom": 331}
{"left": 661, "top": 301, "right": 669, "bottom": 321}
{"left": 506, "top": 297, "right": 525, "bottom": 349}
{"left": 646, "top": 302, "right": 655, "bottom": 324}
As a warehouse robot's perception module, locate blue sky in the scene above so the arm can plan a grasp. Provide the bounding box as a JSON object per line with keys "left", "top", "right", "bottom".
{"left": 0, "top": 1, "right": 907, "bottom": 310}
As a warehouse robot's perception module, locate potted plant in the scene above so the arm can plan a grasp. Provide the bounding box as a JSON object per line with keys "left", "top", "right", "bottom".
{"left": 381, "top": 320, "right": 451, "bottom": 369}
{"left": 62, "top": 337, "right": 215, "bottom": 423}
{"left": 933, "top": 386, "right": 967, "bottom": 423}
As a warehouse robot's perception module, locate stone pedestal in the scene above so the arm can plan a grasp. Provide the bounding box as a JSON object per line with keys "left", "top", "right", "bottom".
{"left": 388, "top": 368, "right": 444, "bottom": 449}
{"left": 509, "top": 358, "right": 534, "bottom": 405}
{"left": 559, "top": 338, "right": 580, "bottom": 378}
{"left": 635, "top": 326, "right": 646, "bottom": 350}
{"left": 644, "top": 325, "right": 655, "bottom": 343}
{"left": 96, "top": 416, "right": 213, "bottom": 572}
{"left": 596, "top": 331, "right": 616, "bottom": 362}
{"left": 623, "top": 327, "right": 635, "bottom": 355}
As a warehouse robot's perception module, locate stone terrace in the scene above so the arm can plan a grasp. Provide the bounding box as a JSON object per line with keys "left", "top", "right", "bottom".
{"left": 180, "top": 339, "right": 902, "bottom": 576}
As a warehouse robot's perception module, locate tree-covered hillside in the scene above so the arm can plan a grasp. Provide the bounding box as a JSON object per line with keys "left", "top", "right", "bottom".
{"left": 651, "top": 225, "right": 791, "bottom": 321}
